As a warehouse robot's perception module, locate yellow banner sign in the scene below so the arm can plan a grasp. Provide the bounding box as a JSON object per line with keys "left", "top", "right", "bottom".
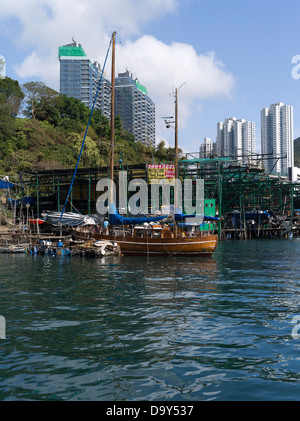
{"left": 147, "top": 164, "right": 175, "bottom": 184}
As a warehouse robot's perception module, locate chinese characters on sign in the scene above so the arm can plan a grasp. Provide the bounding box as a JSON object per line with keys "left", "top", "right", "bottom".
{"left": 147, "top": 164, "right": 175, "bottom": 184}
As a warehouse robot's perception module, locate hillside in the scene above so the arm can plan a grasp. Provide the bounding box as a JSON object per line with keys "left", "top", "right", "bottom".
{"left": 0, "top": 78, "right": 179, "bottom": 175}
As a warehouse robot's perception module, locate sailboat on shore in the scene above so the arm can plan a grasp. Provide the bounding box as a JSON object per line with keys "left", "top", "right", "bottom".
{"left": 71, "top": 32, "right": 218, "bottom": 257}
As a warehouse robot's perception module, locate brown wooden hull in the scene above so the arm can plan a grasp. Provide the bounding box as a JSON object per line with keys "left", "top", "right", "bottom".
{"left": 72, "top": 231, "right": 218, "bottom": 256}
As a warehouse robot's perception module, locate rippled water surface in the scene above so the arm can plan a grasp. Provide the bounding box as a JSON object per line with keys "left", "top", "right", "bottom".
{"left": 1, "top": 238, "right": 300, "bottom": 401}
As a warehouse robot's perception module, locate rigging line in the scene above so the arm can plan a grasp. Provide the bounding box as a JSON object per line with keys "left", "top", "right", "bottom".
{"left": 67, "top": 199, "right": 81, "bottom": 214}
{"left": 59, "top": 36, "right": 113, "bottom": 223}
{"left": 118, "top": 38, "right": 134, "bottom": 77}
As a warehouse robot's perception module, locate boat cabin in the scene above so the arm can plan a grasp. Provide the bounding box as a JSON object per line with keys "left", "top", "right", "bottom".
{"left": 132, "top": 224, "right": 174, "bottom": 238}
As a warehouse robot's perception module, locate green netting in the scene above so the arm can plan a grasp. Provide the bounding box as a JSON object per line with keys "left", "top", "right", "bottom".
{"left": 135, "top": 81, "right": 148, "bottom": 94}
{"left": 179, "top": 157, "right": 233, "bottom": 164}
{"left": 59, "top": 45, "right": 87, "bottom": 58}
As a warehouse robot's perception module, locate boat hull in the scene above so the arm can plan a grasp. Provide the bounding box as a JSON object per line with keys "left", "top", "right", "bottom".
{"left": 72, "top": 231, "right": 218, "bottom": 256}
{"left": 0, "top": 246, "right": 26, "bottom": 253}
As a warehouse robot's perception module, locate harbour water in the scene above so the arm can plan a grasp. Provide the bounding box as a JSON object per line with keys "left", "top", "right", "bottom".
{"left": 1, "top": 238, "right": 300, "bottom": 401}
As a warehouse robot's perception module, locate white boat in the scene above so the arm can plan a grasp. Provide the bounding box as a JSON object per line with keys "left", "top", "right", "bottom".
{"left": 42, "top": 211, "right": 89, "bottom": 227}
{"left": 42, "top": 211, "right": 100, "bottom": 227}
{"left": 0, "top": 245, "right": 27, "bottom": 253}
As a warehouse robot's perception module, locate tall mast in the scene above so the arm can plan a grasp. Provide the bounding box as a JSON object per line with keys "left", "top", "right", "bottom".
{"left": 174, "top": 88, "right": 178, "bottom": 183}
{"left": 174, "top": 88, "right": 179, "bottom": 237}
{"left": 109, "top": 31, "right": 116, "bottom": 204}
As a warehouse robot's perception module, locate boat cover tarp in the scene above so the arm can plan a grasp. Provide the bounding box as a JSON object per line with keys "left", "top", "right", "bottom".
{"left": 175, "top": 213, "right": 219, "bottom": 221}
{"left": 108, "top": 204, "right": 167, "bottom": 226}
{"left": 231, "top": 210, "right": 271, "bottom": 220}
{"left": 44, "top": 211, "right": 85, "bottom": 227}
{"left": 0, "top": 180, "right": 14, "bottom": 190}
{"left": 7, "top": 197, "right": 35, "bottom": 206}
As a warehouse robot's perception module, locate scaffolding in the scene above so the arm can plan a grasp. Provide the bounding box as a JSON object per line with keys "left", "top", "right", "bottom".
{"left": 179, "top": 155, "right": 300, "bottom": 238}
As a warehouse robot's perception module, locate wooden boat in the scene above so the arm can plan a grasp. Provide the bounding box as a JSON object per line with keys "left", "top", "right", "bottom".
{"left": 72, "top": 199, "right": 218, "bottom": 257}
{"left": 73, "top": 228, "right": 217, "bottom": 256}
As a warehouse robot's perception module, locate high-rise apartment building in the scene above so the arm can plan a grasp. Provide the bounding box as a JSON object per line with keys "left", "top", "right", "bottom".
{"left": 115, "top": 70, "right": 156, "bottom": 146}
{"left": 200, "top": 137, "right": 216, "bottom": 158}
{"left": 59, "top": 40, "right": 111, "bottom": 119}
{"left": 217, "top": 117, "right": 255, "bottom": 163}
{"left": 261, "top": 102, "right": 294, "bottom": 176}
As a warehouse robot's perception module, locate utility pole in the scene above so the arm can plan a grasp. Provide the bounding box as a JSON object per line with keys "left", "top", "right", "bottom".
{"left": 174, "top": 84, "right": 185, "bottom": 212}
{"left": 164, "top": 84, "right": 185, "bottom": 235}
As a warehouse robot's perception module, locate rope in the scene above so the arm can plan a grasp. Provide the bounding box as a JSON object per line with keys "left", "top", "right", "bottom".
{"left": 67, "top": 199, "right": 81, "bottom": 214}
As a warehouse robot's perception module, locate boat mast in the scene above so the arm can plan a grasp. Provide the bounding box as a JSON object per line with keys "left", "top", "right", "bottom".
{"left": 174, "top": 88, "right": 179, "bottom": 237}
{"left": 109, "top": 31, "right": 116, "bottom": 204}
{"left": 174, "top": 88, "right": 179, "bottom": 210}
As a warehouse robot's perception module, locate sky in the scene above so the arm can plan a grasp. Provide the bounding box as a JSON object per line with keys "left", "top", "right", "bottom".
{"left": 1, "top": 0, "right": 300, "bottom": 155}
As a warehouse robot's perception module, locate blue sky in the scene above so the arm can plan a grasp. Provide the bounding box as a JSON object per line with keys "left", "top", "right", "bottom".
{"left": 1, "top": 0, "right": 300, "bottom": 154}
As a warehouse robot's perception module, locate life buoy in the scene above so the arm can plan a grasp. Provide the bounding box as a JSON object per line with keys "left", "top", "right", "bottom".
{"left": 227, "top": 233, "right": 231, "bottom": 239}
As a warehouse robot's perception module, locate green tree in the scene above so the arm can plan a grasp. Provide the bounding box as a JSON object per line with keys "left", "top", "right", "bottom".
{"left": 0, "top": 77, "right": 24, "bottom": 116}
{"left": 155, "top": 140, "right": 168, "bottom": 161}
{"left": 91, "top": 109, "right": 110, "bottom": 139}
{"left": 22, "top": 81, "right": 59, "bottom": 119}
{"left": 58, "top": 95, "right": 90, "bottom": 124}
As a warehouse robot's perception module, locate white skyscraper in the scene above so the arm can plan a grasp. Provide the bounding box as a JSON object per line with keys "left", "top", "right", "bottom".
{"left": 261, "top": 102, "right": 294, "bottom": 176}
{"left": 200, "top": 137, "right": 213, "bottom": 158}
{"left": 217, "top": 117, "right": 255, "bottom": 163}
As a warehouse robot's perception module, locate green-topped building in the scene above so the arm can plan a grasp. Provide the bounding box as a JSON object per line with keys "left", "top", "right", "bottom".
{"left": 59, "top": 40, "right": 111, "bottom": 119}
{"left": 115, "top": 70, "right": 156, "bottom": 146}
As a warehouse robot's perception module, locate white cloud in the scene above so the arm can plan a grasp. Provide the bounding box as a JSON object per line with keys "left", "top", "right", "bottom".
{"left": 2, "top": 0, "right": 179, "bottom": 86}
{"left": 1, "top": 0, "right": 235, "bottom": 146}
{"left": 119, "top": 36, "right": 235, "bottom": 128}
{"left": 14, "top": 51, "right": 59, "bottom": 89}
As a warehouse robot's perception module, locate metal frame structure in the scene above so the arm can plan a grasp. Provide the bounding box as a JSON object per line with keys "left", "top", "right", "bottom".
{"left": 6, "top": 154, "right": 300, "bottom": 240}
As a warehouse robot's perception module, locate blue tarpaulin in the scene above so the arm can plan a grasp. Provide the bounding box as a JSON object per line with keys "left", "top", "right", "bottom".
{"left": 230, "top": 210, "right": 271, "bottom": 220}
{"left": 7, "top": 197, "right": 35, "bottom": 206}
{"left": 0, "top": 180, "right": 14, "bottom": 190}
{"left": 108, "top": 204, "right": 218, "bottom": 226}
{"left": 108, "top": 204, "right": 167, "bottom": 226}
{"left": 175, "top": 213, "right": 219, "bottom": 221}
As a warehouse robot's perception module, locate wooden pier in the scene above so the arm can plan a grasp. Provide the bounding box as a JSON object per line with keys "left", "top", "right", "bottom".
{"left": 220, "top": 226, "right": 300, "bottom": 240}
